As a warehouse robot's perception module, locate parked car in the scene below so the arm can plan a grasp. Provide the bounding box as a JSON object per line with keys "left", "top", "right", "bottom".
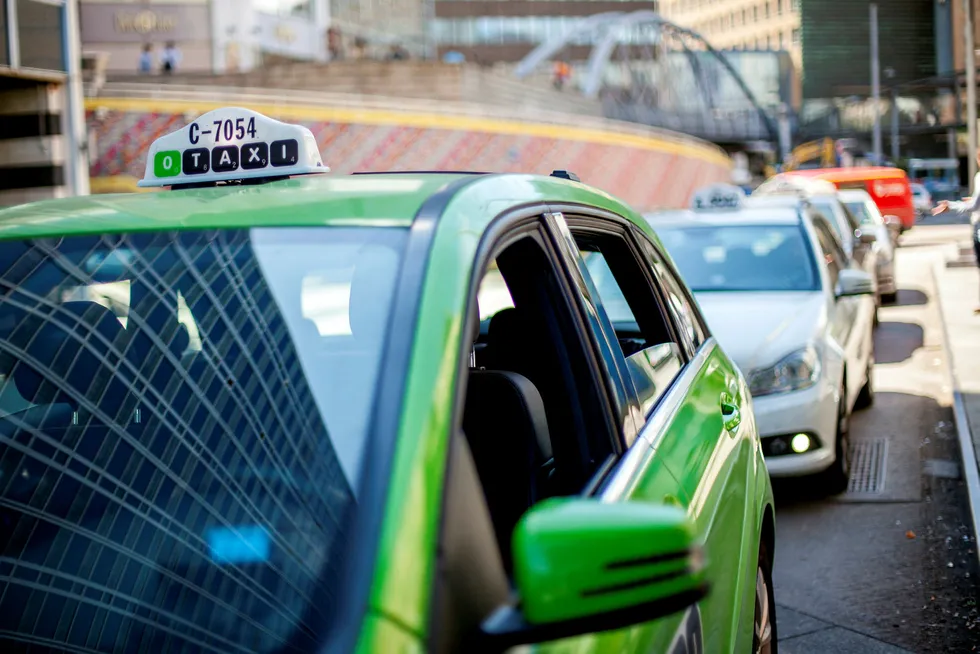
{"left": 838, "top": 188, "right": 898, "bottom": 303}
{"left": 0, "top": 108, "right": 778, "bottom": 654}
{"left": 649, "top": 198, "right": 877, "bottom": 493}
{"left": 749, "top": 183, "right": 881, "bottom": 319}
{"left": 762, "top": 167, "right": 917, "bottom": 232}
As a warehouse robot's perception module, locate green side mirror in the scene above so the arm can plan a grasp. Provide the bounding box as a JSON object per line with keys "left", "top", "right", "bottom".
{"left": 477, "top": 498, "right": 708, "bottom": 650}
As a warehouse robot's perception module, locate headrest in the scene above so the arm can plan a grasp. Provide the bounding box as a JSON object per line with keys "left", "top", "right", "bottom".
{"left": 464, "top": 370, "right": 552, "bottom": 461}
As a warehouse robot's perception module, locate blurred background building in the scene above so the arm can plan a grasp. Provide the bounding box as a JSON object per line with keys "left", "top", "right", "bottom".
{"left": 0, "top": 0, "right": 88, "bottom": 206}
{"left": 660, "top": 0, "right": 801, "bottom": 71}
{"left": 79, "top": 0, "right": 334, "bottom": 74}
{"left": 430, "top": 0, "right": 656, "bottom": 64}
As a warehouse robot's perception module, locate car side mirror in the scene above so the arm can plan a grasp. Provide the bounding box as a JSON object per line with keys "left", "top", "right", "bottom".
{"left": 475, "top": 498, "right": 708, "bottom": 652}
{"left": 836, "top": 269, "right": 876, "bottom": 298}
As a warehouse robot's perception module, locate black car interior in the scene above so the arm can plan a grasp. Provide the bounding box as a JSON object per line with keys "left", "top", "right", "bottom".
{"left": 458, "top": 235, "right": 614, "bottom": 572}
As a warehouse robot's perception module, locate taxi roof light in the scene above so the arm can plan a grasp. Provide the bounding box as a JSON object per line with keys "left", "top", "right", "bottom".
{"left": 690, "top": 183, "right": 747, "bottom": 211}
{"left": 139, "top": 107, "right": 328, "bottom": 190}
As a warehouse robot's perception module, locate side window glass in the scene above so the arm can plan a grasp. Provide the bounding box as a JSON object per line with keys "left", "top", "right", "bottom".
{"left": 573, "top": 228, "right": 685, "bottom": 417}
{"left": 840, "top": 202, "right": 861, "bottom": 232}
{"left": 580, "top": 249, "right": 638, "bottom": 326}
{"left": 642, "top": 239, "right": 707, "bottom": 353}
{"left": 814, "top": 222, "right": 842, "bottom": 290}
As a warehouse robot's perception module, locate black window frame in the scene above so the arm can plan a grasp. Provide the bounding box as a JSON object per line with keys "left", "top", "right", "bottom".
{"left": 560, "top": 211, "right": 695, "bottom": 430}
{"left": 430, "top": 207, "right": 625, "bottom": 652}
{"left": 562, "top": 214, "right": 687, "bottom": 364}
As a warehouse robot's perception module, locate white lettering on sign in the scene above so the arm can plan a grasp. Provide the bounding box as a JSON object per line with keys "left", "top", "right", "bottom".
{"left": 873, "top": 180, "right": 907, "bottom": 198}
{"left": 139, "top": 107, "right": 327, "bottom": 188}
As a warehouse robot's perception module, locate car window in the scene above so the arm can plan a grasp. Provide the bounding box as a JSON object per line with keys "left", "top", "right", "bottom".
{"left": 811, "top": 199, "right": 853, "bottom": 243}
{"left": 639, "top": 236, "right": 707, "bottom": 352}
{"left": 439, "top": 226, "right": 620, "bottom": 651}
{"left": 844, "top": 200, "right": 874, "bottom": 225}
{"left": 0, "top": 227, "right": 408, "bottom": 653}
{"left": 658, "top": 224, "right": 820, "bottom": 293}
{"left": 812, "top": 219, "right": 844, "bottom": 290}
{"left": 572, "top": 226, "right": 685, "bottom": 417}
{"left": 580, "top": 249, "right": 638, "bottom": 326}
{"left": 838, "top": 201, "right": 862, "bottom": 232}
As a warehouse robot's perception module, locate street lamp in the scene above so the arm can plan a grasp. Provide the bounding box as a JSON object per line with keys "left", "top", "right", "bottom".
{"left": 870, "top": 2, "right": 882, "bottom": 165}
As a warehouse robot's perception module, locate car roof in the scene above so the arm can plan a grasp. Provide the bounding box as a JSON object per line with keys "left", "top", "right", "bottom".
{"left": 783, "top": 166, "right": 908, "bottom": 182}
{"left": 0, "top": 172, "right": 642, "bottom": 242}
{"left": 645, "top": 206, "right": 802, "bottom": 228}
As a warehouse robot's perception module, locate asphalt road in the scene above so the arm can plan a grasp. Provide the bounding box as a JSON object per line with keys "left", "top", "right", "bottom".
{"left": 771, "top": 218, "right": 980, "bottom": 654}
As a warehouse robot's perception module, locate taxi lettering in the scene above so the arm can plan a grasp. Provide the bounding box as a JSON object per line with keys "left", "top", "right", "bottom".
{"left": 139, "top": 107, "right": 326, "bottom": 188}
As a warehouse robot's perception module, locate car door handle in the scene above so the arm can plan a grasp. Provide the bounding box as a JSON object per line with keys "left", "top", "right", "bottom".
{"left": 721, "top": 397, "right": 741, "bottom": 434}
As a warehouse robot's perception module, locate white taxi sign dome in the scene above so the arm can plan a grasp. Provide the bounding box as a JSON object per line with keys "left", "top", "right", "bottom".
{"left": 691, "top": 183, "right": 746, "bottom": 211}
{"left": 138, "top": 107, "right": 328, "bottom": 188}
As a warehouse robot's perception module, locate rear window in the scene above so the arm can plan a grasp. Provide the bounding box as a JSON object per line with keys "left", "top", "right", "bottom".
{"left": 0, "top": 227, "right": 407, "bottom": 652}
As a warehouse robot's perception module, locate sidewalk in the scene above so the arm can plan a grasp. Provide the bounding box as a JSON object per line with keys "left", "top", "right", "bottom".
{"left": 933, "top": 236, "right": 980, "bottom": 565}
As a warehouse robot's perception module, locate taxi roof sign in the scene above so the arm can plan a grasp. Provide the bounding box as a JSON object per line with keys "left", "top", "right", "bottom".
{"left": 139, "top": 107, "right": 328, "bottom": 189}
{"left": 690, "top": 183, "right": 746, "bottom": 211}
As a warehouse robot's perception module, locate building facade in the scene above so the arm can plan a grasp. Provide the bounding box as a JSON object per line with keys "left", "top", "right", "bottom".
{"left": 79, "top": 0, "right": 331, "bottom": 75}
{"left": 660, "top": 0, "right": 802, "bottom": 70}
{"left": 0, "top": 0, "right": 89, "bottom": 207}
{"left": 430, "top": 0, "right": 658, "bottom": 63}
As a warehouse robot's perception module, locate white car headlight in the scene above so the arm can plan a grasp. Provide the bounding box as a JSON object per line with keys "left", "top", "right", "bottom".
{"left": 749, "top": 346, "right": 821, "bottom": 397}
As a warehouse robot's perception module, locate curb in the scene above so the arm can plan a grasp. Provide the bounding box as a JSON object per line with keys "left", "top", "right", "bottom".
{"left": 932, "top": 262, "right": 980, "bottom": 567}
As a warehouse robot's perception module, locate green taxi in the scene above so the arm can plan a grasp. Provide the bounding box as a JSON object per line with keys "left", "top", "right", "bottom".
{"left": 0, "top": 109, "right": 775, "bottom": 653}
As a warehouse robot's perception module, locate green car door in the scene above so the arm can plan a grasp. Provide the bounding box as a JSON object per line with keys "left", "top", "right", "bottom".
{"left": 552, "top": 212, "right": 773, "bottom": 653}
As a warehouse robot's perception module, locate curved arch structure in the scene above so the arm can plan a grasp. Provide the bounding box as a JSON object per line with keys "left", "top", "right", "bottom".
{"left": 514, "top": 11, "right": 778, "bottom": 144}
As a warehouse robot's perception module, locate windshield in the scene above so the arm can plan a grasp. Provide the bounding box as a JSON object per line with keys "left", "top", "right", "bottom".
{"left": 658, "top": 224, "right": 820, "bottom": 292}
{"left": 0, "top": 227, "right": 407, "bottom": 653}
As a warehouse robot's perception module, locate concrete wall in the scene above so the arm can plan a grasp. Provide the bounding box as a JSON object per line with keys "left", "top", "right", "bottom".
{"left": 84, "top": 85, "right": 732, "bottom": 211}
{"left": 0, "top": 84, "right": 71, "bottom": 207}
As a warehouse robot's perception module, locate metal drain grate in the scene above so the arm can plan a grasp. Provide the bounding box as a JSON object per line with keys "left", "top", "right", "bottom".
{"left": 847, "top": 439, "right": 888, "bottom": 494}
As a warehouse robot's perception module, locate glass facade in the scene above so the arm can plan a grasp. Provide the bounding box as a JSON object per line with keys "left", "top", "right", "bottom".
{"left": 16, "top": 0, "right": 67, "bottom": 71}
{"left": 432, "top": 16, "right": 663, "bottom": 47}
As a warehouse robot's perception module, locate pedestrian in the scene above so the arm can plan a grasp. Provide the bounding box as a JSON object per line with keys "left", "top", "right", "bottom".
{"left": 933, "top": 147, "right": 980, "bottom": 314}
{"left": 138, "top": 44, "right": 154, "bottom": 74}
{"left": 161, "top": 41, "right": 181, "bottom": 74}
{"left": 552, "top": 60, "right": 571, "bottom": 90}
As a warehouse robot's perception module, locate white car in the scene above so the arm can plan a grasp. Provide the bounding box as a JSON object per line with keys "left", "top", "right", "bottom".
{"left": 649, "top": 204, "right": 877, "bottom": 492}
{"left": 838, "top": 188, "right": 897, "bottom": 303}
{"left": 910, "top": 183, "right": 933, "bottom": 216}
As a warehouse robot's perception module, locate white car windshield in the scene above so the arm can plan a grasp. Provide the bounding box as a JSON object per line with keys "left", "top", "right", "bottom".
{"left": 659, "top": 224, "right": 820, "bottom": 292}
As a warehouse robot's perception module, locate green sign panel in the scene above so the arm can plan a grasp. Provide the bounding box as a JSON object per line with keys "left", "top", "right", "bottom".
{"left": 154, "top": 150, "right": 182, "bottom": 178}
